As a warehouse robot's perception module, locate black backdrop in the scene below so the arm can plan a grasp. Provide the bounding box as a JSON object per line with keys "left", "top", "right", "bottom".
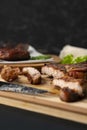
{"left": 0, "top": 0, "right": 87, "bottom": 54}
{"left": 0, "top": 1, "right": 87, "bottom": 129}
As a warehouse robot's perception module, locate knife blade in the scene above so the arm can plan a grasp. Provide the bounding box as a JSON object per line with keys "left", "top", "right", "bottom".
{"left": 0, "top": 81, "right": 48, "bottom": 95}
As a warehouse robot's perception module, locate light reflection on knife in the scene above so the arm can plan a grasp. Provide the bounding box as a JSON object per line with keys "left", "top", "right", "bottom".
{"left": 0, "top": 81, "right": 49, "bottom": 96}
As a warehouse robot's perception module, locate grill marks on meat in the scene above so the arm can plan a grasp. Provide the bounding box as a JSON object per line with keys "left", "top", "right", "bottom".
{"left": 41, "top": 63, "right": 87, "bottom": 102}
{"left": 41, "top": 63, "right": 87, "bottom": 79}
{"left": 0, "top": 44, "right": 30, "bottom": 61}
{"left": 41, "top": 63, "right": 66, "bottom": 78}
{"left": 65, "top": 62, "right": 87, "bottom": 79}
{"left": 68, "top": 71, "right": 87, "bottom": 79}
{"left": 0, "top": 62, "right": 87, "bottom": 102}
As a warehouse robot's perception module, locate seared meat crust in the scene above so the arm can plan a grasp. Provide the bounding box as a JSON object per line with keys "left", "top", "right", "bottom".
{"left": 41, "top": 63, "right": 66, "bottom": 78}
{"left": 59, "top": 87, "right": 85, "bottom": 102}
{"left": 41, "top": 62, "right": 87, "bottom": 79}
{"left": 22, "top": 67, "right": 41, "bottom": 84}
{"left": 53, "top": 76, "right": 87, "bottom": 102}
{"left": 0, "top": 44, "right": 30, "bottom": 61}
{"left": 42, "top": 62, "right": 87, "bottom": 102}
{"left": 1, "top": 65, "right": 20, "bottom": 82}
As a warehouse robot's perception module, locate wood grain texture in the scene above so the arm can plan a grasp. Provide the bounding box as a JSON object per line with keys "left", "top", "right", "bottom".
{"left": 0, "top": 55, "right": 87, "bottom": 124}
{"left": 0, "top": 74, "right": 87, "bottom": 124}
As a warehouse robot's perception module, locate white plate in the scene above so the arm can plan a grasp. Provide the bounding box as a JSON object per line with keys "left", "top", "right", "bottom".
{"left": 0, "top": 45, "right": 53, "bottom": 64}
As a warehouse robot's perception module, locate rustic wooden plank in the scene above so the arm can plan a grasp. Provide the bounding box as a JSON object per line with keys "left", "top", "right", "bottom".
{"left": 0, "top": 91, "right": 87, "bottom": 114}
{"left": 0, "top": 55, "right": 87, "bottom": 124}
{"left": 0, "top": 94, "right": 87, "bottom": 124}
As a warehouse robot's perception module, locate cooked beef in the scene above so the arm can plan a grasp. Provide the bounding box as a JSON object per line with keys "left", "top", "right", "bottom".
{"left": 41, "top": 63, "right": 66, "bottom": 78}
{"left": 41, "top": 62, "right": 87, "bottom": 102}
{"left": 65, "top": 62, "right": 87, "bottom": 79}
{"left": 59, "top": 87, "right": 85, "bottom": 102}
{"left": 0, "top": 44, "right": 30, "bottom": 61}
{"left": 41, "top": 62, "right": 87, "bottom": 79}
{"left": 65, "top": 62, "right": 87, "bottom": 72}
{"left": 68, "top": 71, "right": 87, "bottom": 79}
{"left": 0, "top": 65, "right": 41, "bottom": 84}
{"left": 53, "top": 76, "right": 87, "bottom": 102}
{"left": 1, "top": 65, "right": 20, "bottom": 82}
{"left": 22, "top": 67, "right": 41, "bottom": 84}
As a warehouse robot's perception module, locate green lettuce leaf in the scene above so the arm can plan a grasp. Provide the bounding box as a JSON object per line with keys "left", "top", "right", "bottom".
{"left": 61, "top": 54, "right": 87, "bottom": 64}
{"left": 30, "top": 55, "right": 51, "bottom": 60}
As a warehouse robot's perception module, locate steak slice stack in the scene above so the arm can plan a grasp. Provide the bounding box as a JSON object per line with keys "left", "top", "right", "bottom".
{"left": 41, "top": 62, "right": 87, "bottom": 102}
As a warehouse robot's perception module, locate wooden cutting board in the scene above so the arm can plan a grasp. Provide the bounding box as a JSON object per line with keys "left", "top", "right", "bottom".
{"left": 0, "top": 75, "right": 87, "bottom": 124}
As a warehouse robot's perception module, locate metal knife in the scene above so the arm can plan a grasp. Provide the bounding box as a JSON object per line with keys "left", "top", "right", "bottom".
{"left": 0, "top": 81, "right": 48, "bottom": 95}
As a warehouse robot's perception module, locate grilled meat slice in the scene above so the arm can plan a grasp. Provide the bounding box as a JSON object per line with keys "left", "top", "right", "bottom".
{"left": 59, "top": 87, "right": 85, "bottom": 102}
{"left": 65, "top": 62, "right": 87, "bottom": 72}
{"left": 65, "top": 62, "right": 87, "bottom": 79}
{"left": 41, "top": 63, "right": 66, "bottom": 78}
{"left": 41, "top": 62, "right": 87, "bottom": 79}
{"left": 53, "top": 76, "right": 87, "bottom": 102}
{"left": 22, "top": 67, "right": 41, "bottom": 84}
{"left": 1, "top": 65, "right": 20, "bottom": 82}
{"left": 0, "top": 65, "right": 41, "bottom": 84}
{"left": 68, "top": 71, "right": 87, "bottom": 79}
{"left": 0, "top": 43, "right": 30, "bottom": 61}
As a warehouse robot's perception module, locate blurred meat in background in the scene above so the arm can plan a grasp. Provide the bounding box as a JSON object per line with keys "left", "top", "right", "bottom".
{"left": 0, "top": 0, "right": 87, "bottom": 55}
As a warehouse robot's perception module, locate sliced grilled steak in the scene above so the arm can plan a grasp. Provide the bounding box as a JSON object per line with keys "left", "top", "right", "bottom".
{"left": 53, "top": 76, "right": 87, "bottom": 102}
{"left": 41, "top": 63, "right": 66, "bottom": 78}
{"left": 65, "top": 62, "right": 87, "bottom": 72}
{"left": 68, "top": 71, "right": 87, "bottom": 79}
{"left": 41, "top": 62, "right": 87, "bottom": 79}
{"left": 22, "top": 67, "right": 41, "bottom": 84}
{"left": 0, "top": 43, "right": 30, "bottom": 61}
{"left": 1, "top": 65, "right": 20, "bottom": 82}
{"left": 65, "top": 62, "right": 87, "bottom": 79}
{"left": 59, "top": 87, "right": 85, "bottom": 102}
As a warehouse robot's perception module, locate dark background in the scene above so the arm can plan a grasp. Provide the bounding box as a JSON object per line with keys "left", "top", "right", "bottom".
{"left": 0, "top": 0, "right": 87, "bottom": 54}
{"left": 0, "top": 104, "right": 87, "bottom": 130}
{"left": 0, "top": 1, "right": 87, "bottom": 129}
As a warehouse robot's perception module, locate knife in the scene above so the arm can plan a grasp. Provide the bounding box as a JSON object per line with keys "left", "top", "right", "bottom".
{"left": 0, "top": 81, "right": 48, "bottom": 95}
